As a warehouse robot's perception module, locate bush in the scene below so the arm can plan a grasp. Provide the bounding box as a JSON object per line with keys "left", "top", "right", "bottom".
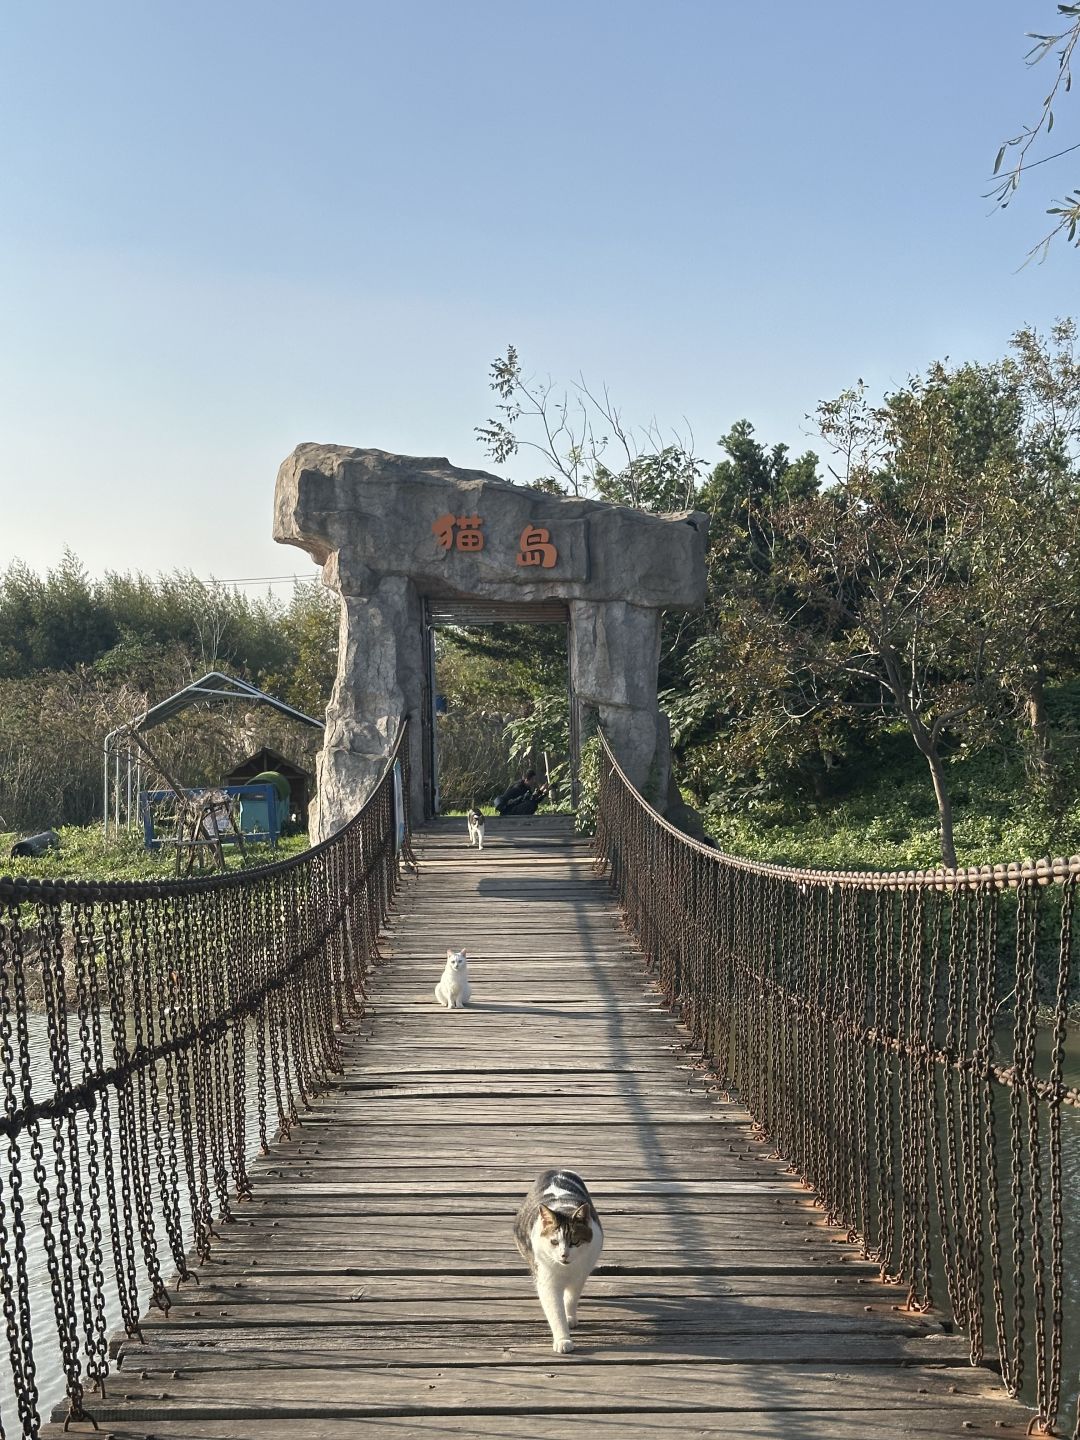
{"left": 698, "top": 742, "right": 1080, "bottom": 871}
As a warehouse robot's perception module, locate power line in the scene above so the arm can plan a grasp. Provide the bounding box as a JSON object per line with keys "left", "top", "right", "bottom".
{"left": 202, "top": 574, "right": 319, "bottom": 587}
{"left": 1018, "top": 138, "right": 1080, "bottom": 172}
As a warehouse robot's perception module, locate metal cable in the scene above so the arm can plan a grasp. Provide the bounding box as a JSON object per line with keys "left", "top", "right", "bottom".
{"left": 0, "top": 725, "right": 410, "bottom": 1437}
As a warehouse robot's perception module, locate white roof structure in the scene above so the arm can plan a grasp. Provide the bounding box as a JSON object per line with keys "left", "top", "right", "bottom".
{"left": 103, "top": 672, "right": 323, "bottom": 833}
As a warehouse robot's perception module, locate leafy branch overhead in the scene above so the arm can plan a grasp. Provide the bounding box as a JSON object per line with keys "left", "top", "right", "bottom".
{"left": 992, "top": 4, "right": 1080, "bottom": 259}
{"left": 476, "top": 345, "right": 702, "bottom": 511}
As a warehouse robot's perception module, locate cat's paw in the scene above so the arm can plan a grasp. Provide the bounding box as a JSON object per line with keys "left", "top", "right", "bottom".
{"left": 566, "top": 1314, "right": 578, "bottom": 1330}
{"left": 552, "top": 1337, "right": 575, "bottom": 1354}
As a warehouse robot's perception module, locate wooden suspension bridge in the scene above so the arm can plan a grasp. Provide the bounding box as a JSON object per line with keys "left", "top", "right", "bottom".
{"left": 38, "top": 816, "right": 1033, "bottom": 1440}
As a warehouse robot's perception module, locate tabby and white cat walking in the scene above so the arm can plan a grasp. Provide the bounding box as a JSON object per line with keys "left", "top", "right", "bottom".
{"left": 514, "top": 1169, "right": 603, "bottom": 1353}
{"left": 467, "top": 808, "right": 485, "bottom": 851}
{"left": 434, "top": 949, "right": 471, "bottom": 1008}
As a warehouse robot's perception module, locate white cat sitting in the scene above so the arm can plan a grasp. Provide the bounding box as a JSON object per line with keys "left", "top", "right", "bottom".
{"left": 514, "top": 1168, "right": 603, "bottom": 1353}
{"left": 467, "top": 807, "right": 485, "bottom": 851}
{"left": 434, "top": 949, "right": 471, "bottom": 1008}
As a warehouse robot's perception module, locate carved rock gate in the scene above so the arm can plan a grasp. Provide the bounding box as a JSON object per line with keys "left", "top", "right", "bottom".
{"left": 274, "top": 445, "right": 709, "bottom": 837}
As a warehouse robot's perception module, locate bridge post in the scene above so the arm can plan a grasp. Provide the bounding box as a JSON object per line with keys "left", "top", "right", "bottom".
{"left": 313, "top": 564, "right": 427, "bottom": 839}
{"left": 569, "top": 599, "right": 669, "bottom": 803}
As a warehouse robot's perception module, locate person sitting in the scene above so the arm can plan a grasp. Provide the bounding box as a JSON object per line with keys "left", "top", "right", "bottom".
{"left": 494, "top": 769, "right": 548, "bottom": 816}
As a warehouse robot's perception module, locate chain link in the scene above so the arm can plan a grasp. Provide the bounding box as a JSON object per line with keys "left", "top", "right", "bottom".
{"left": 0, "top": 724, "right": 409, "bottom": 1436}
{"left": 593, "top": 731, "right": 1079, "bottom": 1436}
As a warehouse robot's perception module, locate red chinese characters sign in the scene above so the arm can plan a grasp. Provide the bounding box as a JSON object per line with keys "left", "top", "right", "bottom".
{"left": 432, "top": 513, "right": 485, "bottom": 552}
{"left": 516, "top": 524, "right": 558, "bottom": 568}
{"left": 431, "top": 513, "right": 559, "bottom": 569}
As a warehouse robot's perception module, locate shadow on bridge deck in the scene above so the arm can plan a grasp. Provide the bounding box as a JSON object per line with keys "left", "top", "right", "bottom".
{"left": 47, "top": 815, "right": 1031, "bottom": 1439}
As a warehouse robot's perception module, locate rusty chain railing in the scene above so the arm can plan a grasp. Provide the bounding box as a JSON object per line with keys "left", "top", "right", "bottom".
{"left": 594, "top": 732, "right": 1080, "bottom": 1437}
{"left": 0, "top": 727, "right": 413, "bottom": 1438}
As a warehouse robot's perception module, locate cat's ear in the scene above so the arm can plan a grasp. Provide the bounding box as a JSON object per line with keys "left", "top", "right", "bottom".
{"left": 571, "top": 1203, "right": 591, "bottom": 1225}
{"left": 461, "top": 950, "right": 468, "bottom": 958}
{"left": 538, "top": 1204, "right": 558, "bottom": 1232}
{"left": 446, "top": 949, "right": 453, "bottom": 959}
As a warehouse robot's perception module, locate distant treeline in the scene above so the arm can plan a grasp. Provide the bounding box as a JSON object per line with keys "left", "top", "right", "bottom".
{"left": 0, "top": 554, "right": 338, "bottom": 833}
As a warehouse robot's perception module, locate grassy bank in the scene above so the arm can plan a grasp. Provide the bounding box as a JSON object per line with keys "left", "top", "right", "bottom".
{"left": 699, "top": 737, "right": 1080, "bottom": 873}
{"left": 0, "top": 825, "right": 309, "bottom": 882}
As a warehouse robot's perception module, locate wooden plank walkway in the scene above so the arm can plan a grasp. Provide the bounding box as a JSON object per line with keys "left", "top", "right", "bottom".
{"left": 50, "top": 816, "right": 1030, "bottom": 1439}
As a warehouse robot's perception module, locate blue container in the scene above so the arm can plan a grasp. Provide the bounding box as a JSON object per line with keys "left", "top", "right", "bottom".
{"left": 239, "top": 789, "right": 274, "bottom": 839}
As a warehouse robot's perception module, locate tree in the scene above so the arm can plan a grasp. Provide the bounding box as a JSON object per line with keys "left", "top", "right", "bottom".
{"left": 593, "top": 447, "right": 703, "bottom": 512}
{"left": 261, "top": 581, "right": 339, "bottom": 717}
{"left": 0, "top": 551, "right": 118, "bottom": 676}
{"left": 980, "top": 323, "right": 1080, "bottom": 788}
{"left": 698, "top": 419, "right": 820, "bottom": 574}
{"left": 781, "top": 356, "right": 1080, "bottom": 869}
{"left": 991, "top": 5, "right": 1080, "bottom": 260}
{"left": 892, "top": 339, "right": 1080, "bottom": 794}
{"left": 433, "top": 622, "right": 571, "bottom": 808}
{"left": 785, "top": 399, "right": 988, "bottom": 869}
{"left": 0, "top": 556, "right": 298, "bottom": 684}
{"left": 672, "top": 423, "right": 829, "bottom": 804}
{"left": 476, "top": 346, "right": 701, "bottom": 510}
{"left": 669, "top": 373, "right": 1033, "bottom": 863}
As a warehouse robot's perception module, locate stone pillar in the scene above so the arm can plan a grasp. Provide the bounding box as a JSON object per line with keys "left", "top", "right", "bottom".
{"left": 312, "top": 573, "right": 425, "bottom": 841}
{"left": 569, "top": 600, "right": 670, "bottom": 806}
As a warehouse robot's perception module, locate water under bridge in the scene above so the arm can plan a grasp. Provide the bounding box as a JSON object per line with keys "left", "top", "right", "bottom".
{"left": 1, "top": 731, "right": 1075, "bottom": 1439}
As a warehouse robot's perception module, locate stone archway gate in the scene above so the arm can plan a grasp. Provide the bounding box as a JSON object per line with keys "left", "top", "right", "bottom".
{"left": 274, "top": 445, "right": 708, "bottom": 838}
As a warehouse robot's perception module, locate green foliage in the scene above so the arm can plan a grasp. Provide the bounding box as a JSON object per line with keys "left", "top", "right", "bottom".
{"left": 592, "top": 447, "right": 702, "bottom": 512}
{"left": 433, "top": 623, "right": 571, "bottom": 811}
{"left": 575, "top": 732, "right": 603, "bottom": 836}
{"left": 700, "top": 737, "right": 1080, "bottom": 873}
{"left": 698, "top": 419, "right": 820, "bottom": 537}
{"left": 475, "top": 344, "right": 525, "bottom": 468}
{"left": 0, "top": 557, "right": 338, "bottom": 703}
{"left": 261, "top": 582, "right": 340, "bottom": 716}
{"left": 674, "top": 337, "right": 1080, "bottom": 870}
{"left": 0, "top": 553, "right": 117, "bottom": 677}
{"left": 504, "top": 689, "right": 571, "bottom": 800}
{"left": 675, "top": 420, "right": 837, "bottom": 804}
{"left": 436, "top": 623, "right": 565, "bottom": 707}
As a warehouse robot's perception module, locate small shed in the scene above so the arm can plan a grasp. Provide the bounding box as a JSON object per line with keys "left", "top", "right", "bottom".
{"left": 222, "top": 747, "right": 313, "bottom": 828}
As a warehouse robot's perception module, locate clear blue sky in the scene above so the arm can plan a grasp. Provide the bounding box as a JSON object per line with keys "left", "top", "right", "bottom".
{"left": 1, "top": 1, "right": 1074, "bottom": 586}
